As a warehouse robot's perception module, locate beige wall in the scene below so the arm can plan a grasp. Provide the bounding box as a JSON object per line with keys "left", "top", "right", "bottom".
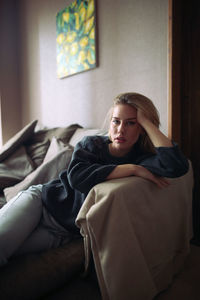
{"left": 1, "top": 0, "right": 168, "bottom": 143}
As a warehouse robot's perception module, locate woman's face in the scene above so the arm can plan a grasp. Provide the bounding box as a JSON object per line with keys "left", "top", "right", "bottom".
{"left": 108, "top": 104, "right": 142, "bottom": 156}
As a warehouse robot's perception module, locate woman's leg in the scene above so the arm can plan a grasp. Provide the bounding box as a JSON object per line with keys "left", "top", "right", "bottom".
{"left": 15, "top": 206, "right": 73, "bottom": 256}
{"left": 0, "top": 185, "right": 43, "bottom": 266}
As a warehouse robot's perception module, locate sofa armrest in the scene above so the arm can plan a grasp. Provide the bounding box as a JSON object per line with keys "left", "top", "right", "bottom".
{"left": 76, "top": 163, "right": 194, "bottom": 300}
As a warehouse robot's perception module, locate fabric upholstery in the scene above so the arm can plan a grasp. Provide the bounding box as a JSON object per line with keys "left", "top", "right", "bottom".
{"left": 25, "top": 139, "right": 50, "bottom": 168}
{"left": 0, "top": 239, "right": 84, "bottom": 300}
{"left": 69, "top": 128, "right": 107, "bottom": 147}
{"left": 25, "top": 124, "right": 82, "bottom": 146}
{"left": 0, "top": 146, "right": 34, "bottom": 190}
{"left": 76, "top": 163, "right": 194, "bottom": 300}
{"left": 0, "top": 120, "right": 38, "bottom": 162}
{"left": 4, "top": 143, "right": 73, "bottom": 201}
{"left": 43, "top": 136, "right": 66, "bottom": 163}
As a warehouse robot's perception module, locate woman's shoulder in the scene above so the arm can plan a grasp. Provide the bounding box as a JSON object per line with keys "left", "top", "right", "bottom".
{"left": 78, "top": 135, "right": 109, "bottom": 149}
{"left": 71, "top": 135, "right": 110, "bottom": 161}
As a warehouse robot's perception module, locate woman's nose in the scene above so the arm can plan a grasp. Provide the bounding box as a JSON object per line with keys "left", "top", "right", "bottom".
{"left": 118, "top": 122, "right": 125, "bottom": 133}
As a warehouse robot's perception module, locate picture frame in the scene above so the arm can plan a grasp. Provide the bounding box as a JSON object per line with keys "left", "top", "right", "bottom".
{"left": 56, "top": 0, "right": 97, "bottom": 78}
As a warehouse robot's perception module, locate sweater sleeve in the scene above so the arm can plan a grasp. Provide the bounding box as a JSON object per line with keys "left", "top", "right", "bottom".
{"left": 67, "top": 136, "right": 116, "bottom": 194}
{"left": 138, "top": 143, "right": 189, "bottom": 178}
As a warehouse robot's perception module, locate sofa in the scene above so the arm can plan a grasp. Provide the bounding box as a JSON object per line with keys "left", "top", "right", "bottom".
{"left": 0, "top": 120, "right": 194, "bottom": 300}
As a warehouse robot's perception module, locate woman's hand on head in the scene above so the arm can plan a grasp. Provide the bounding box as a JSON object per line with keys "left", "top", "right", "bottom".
{"left": 136, "top": 108, "right": 151, "bottom": 127}
{"left": 132, "top": 165, "right": 170, "bottom": 188}
{"left": 136, "top": 108, "right": 173, "bottom": 148}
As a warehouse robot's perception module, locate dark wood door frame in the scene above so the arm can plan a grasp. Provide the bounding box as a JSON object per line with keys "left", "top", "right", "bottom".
{"left": 168, "top": 0, "right": 182, "bottom": 144}
{"left": 169, "top": 0, "right": 200, "bottom": 244}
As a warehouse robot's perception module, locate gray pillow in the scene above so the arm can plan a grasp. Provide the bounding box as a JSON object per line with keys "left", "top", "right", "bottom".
{"left": 25, "top": 139, "right": 50, "bottom": 168}
{"left": 0, "top": 146, "right": 34, "bottom": 190}
{"left": 4, "top": 144, "right": 74, "bottom": 201}
{"left": 25, "top": 124, "right": 82, "bottom": 146}
{"left": 0, "top": 120, "right": 38, "bottom": 162}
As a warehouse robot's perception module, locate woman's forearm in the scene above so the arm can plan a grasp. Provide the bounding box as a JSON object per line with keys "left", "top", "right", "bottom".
{"left": 106, "top": 164, "right": 170, "bottom": 188}
{"left": 106, "top": 164, "right": 135, "bottom": 180}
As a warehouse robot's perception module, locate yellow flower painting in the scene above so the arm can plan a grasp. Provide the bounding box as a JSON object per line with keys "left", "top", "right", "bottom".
{"left": 56, "top": 0, "right": 97, "bottom": 78}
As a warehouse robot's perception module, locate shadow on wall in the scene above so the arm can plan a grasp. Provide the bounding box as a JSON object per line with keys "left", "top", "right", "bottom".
{"left": 19, "top": 0, "right": 43, "bottom": 125}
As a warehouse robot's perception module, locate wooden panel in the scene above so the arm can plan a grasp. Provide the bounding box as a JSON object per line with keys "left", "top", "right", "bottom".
{"left": 168, "top": 0, "right": 181, "bottom": 145}
{"left": 170, "top": 0, "right": 200, "bottom": 244}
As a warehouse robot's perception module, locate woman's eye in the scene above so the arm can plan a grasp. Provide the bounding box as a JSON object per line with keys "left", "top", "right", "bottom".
{"left": 112, "top": 119, "right": 120, "bottom": 125}
{"left": 127, "top": 121, "right": 136, "bottom": 126}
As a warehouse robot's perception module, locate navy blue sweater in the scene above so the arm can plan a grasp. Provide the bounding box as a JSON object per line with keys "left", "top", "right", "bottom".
{"left": 42, "top": 136, "right": 189, "bottom": 233}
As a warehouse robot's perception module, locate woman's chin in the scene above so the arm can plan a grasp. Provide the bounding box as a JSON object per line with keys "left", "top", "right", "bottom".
{"left": 110, "top": 143, "right": 130, "bottom": 157}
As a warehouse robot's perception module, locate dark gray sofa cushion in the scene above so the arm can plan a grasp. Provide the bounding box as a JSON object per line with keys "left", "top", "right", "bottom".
{"left": 0, "top": 239, "right": 84, "bottom": 300}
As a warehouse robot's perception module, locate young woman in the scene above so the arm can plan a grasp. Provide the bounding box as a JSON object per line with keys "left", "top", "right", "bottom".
{"left": 0, "top": 93, "right": 189, "bottom": 266}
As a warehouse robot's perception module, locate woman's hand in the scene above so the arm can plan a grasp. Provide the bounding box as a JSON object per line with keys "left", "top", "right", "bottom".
{"left": 136, "top": 108, "right": 149, "bottom": 127}
{"left": 132, "top": 164, "right": 170, "bottom": 188}
{"left": 137, "top": 108, "right": 173, "bottom": 148}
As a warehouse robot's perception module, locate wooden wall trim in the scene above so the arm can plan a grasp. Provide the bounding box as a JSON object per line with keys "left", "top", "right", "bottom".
{"left": 168, "top": 0, "right": 172, "bottom": 139}
{"left": 168, "top": 0, "right": 181, "bottom": 145}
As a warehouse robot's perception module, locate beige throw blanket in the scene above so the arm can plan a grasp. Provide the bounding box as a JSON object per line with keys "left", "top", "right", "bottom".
{"left": 76, "top": 164, "right": 193, "bottom": 300}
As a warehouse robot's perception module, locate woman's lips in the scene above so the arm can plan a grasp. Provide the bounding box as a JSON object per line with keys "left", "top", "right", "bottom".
{"left": 115, "top": 137, "right": 126, "bottom": 143}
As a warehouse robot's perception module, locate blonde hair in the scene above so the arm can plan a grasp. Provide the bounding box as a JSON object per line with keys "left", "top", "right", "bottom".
{"left": 108, "top": 92, "right": 160, "bottom": 153}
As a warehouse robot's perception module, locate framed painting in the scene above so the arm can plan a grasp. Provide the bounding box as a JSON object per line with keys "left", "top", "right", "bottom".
{"left": 56, "top": 0, "right": 97, "bottom": 79}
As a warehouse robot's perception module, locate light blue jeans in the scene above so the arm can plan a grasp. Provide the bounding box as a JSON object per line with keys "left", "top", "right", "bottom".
{"left": 0, "top": 185, "right": 72, "bottom": 266}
